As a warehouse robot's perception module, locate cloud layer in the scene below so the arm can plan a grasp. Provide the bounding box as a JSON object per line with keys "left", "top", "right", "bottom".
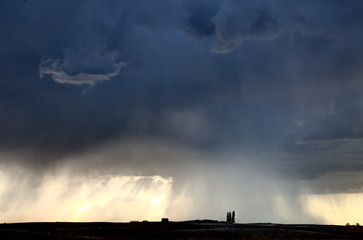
{"left": 1, "top": 0, "right": 363, "bottom": 223}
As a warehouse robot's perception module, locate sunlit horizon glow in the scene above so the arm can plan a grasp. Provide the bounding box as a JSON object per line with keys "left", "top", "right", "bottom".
{"left": 0, "top": 168, "right": 172, "bottom": 223}
{"left": 0, "top": 165, "right": 362, "bottom": 225}
{"left": 304, "top": 193, "right": 363, "bottom": 225}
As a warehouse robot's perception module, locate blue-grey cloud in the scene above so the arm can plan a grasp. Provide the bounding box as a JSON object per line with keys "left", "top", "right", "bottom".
{"left": 212, "top": 1, "right": 280, "bottom": 53}
{"left": 181, "top": 1, "right": 220, "bottom": 38}
{"left": 39, "top": 46, "right": 125, "bottom": 85}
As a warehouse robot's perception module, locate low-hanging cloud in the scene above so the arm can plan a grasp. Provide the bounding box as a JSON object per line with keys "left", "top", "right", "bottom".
{"left": 39, "top": 46, "right": 126, "bottom": 85}
{"left": 0, "top": 139, "right": 323, "bottom": 223}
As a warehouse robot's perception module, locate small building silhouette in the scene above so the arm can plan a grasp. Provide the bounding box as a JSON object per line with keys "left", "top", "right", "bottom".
{"left": 161, "top": 218, "right": 169, "bottom": 223}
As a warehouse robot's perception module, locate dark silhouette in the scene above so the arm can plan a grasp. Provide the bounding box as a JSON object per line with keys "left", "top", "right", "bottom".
{"left": 1, "top": 221, "right": 363, "bottom": 239}
{"left": 226, "top": 210, "right": 235, "bottom": 224}
{"left": 226, "top": 211, "right": 232, "bottom": 223}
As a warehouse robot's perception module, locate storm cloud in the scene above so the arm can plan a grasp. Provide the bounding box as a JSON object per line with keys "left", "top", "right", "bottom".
{"left": 1, "top": 0, "right": 363, "bottom": 224}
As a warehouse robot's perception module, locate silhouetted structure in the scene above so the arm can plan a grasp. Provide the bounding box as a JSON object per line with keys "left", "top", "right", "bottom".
{"left": 226, "top": 212, "right": 231, "bottom": 223}
{"left": 226, "top": 210, "right": 235, "bottom": 224}
{"left": 162, "top": 218, "right": 169, "bottom": 223}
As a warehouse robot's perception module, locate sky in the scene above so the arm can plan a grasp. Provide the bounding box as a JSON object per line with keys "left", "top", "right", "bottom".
{"left": 1, "top": 0, "right": 363, "bottom": 224}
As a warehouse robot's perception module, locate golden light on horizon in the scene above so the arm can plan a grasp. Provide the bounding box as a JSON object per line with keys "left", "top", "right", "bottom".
{"left": 0, "top": 168, "right": 173, "bottom": 223}
{"left": 2, "top": 165, "right": 363, "bottom": 225}
{"left": 304, "top": 193, "right": 363, "bottom": 225}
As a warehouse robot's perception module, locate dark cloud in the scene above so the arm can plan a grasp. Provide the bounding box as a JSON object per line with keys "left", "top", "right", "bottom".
{"left": 181, "top": 1, "right": 220, "bottom": 38}
{"left": 1, "top": 0, "right": 363, "bottom": 223}
{"left": 0, "top": 0, "right": 362, "bottom": 166}
{"left": 212, "top": 0, "right": 280, "bottom": 53}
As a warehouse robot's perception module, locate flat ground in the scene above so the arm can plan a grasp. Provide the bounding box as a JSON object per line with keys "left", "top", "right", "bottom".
{"left": 0, "top": 220, "right": 362, "bottom": 239}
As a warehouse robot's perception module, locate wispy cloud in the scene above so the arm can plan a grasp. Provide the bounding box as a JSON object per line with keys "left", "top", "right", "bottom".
{"left": 39, "top": 47, "right": 126, "bottom": 85}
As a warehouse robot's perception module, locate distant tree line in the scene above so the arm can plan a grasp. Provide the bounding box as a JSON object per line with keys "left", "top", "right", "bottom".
{"left": 226, "top": 210, "right": 235, "bottom": 224}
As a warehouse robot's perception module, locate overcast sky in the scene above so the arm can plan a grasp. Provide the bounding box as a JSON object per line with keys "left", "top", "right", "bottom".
{"left": 1, "top": 0, "right": 363, "bottom": 224}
